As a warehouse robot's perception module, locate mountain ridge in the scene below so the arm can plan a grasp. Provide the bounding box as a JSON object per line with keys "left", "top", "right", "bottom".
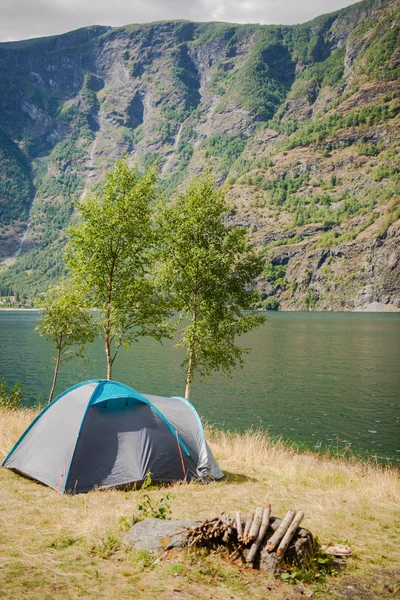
{"left": 0, "top": 0, "right": 399, "bottom": 309}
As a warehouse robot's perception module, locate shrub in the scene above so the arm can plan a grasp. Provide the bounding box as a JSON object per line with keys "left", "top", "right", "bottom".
{"left": 264, "top": 296, "right": 280, "bottom": 311}
{"left": 304, "top": 289, "right": 319, "bottom": 309}
{"left": 264, "top": 263, "right": 287, "bottom": 288}
{"left": 137, "top": 473, "right": 172, "bottom": 520}
{"left": 0, "top": 378, "right": 24, "bottom": 410}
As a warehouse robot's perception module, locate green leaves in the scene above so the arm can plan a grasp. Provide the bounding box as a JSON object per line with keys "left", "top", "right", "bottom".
{"left": 0, "top": 379, "right": 24, "bottom": 411}
{"left": 36, "top": 282, "right": 96, "bottom": 362}
{"left": 137, "top": 473, "right": 172, "bottom": 520}
{"left": 46, "top": 164, "right": 265, "bottom": 391}
{"left": 66, "top": 160, "right": 172, "bottom": 378}
{"left": 36, "top": 282, "right": 97, "bottom": 401}
{"left": 157, "top": 174, "right": 266, "bottom": 397}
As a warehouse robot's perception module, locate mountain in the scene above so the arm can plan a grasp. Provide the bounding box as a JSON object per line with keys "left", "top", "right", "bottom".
{"left": 0, "top": 0, "right": 399, "bottom": 310}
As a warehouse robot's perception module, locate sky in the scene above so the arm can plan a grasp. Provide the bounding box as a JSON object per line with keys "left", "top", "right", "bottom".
{"left": 0, "top": 0, "right": 361, "bottom": 43}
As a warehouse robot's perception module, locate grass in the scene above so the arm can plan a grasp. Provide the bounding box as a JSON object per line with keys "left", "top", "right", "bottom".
{"left": 0, "top": 409, "right": 399, "bottom": 599}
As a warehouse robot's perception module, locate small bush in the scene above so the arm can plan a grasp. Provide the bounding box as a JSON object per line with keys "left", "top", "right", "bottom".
{"left": 137, "top": 472, "right": 172, "bottom": 520}
{"left": 264, "top": 263, "right": 287, "bottom": 288}
{"left": 118, "top": 515, "right": 137, "bottom": 531}
{"left": 91, "top": 532, "right": 120, "bottom": 559}
{"left": 264, "top": 296, "right": 280, "bottom": 311}
{"left": 131, "top": 549, "right": 154, "bottom": 567}
{"left": 49, "top": 535, "right": 79, "bottom": 550}
{"left": 0, "top": 379, "right": 24, "bottom": 410}
{"left": 304, "top": 289, "right": 319, "bottom": 309}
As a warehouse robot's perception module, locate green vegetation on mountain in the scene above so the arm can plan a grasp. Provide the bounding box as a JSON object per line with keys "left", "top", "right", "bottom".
{"left": 201, "top": 134, "right": 247, "bottom": 177}
{"left": 0, "top": 129, "right": 33, "bottom": 227}
{"left": 0, "top": 0, "right": 399, "bottom": 310}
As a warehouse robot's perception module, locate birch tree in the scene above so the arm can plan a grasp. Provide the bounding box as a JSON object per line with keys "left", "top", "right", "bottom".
{"left": 157, "top": 175, "right": 266, "bottom": 400}
{"left": 36, "top": 283, "right": 96, "bottom": 403}
{"left": 66, "top": 160, "right": 172, "bottom": 379}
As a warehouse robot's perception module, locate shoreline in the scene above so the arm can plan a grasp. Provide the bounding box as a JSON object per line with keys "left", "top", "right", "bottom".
{"left": 1, "top": 306, "right": 400, "bottom": 313}
{"left": 0, "top": 307, "right": 40, "bottom": 311}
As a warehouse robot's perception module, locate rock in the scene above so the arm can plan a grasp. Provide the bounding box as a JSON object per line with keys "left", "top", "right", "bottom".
{"left": 353, "top": 284, "right": 377, "bottom": 307}
{"left": 258, "top": 551, "right": 278, "bottom": 574}
{"left": 353, "top": 302, "right": 400, "bottom": 312}
{"left": 332, "top": 558, "right": 348, "bottom": 571}
{"left": 344, "top": 38, "right": 366, "bottom": 72}
{"left": 122, "top": 518, "right": 198, "bottom": 553}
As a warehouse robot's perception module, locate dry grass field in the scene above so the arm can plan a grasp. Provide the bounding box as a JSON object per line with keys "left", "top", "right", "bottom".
{"left": 0, "top": 408, "right": 399, "bottom": 599}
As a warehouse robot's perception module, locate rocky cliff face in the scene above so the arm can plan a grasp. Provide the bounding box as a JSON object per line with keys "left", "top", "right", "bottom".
{"left": 0, "top": 0, "right": 399, "bottom": 309}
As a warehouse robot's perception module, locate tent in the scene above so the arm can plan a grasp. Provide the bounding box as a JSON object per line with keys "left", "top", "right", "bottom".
{"left": 2, "top": 379, "right": 223, "bottom": 494}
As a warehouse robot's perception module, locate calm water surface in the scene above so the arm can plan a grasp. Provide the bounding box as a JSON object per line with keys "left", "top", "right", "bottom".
{"left": 0, "top": 311, "right": 399, "bottom": 462}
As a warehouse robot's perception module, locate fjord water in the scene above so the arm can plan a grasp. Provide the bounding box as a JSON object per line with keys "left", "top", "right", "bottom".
{"left": 1, "top": 311, "right": 399, "bottom": 463}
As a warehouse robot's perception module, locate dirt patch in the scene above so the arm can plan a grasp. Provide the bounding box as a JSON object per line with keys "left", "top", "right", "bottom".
{"left": 327, "top": 568, "right": 400, "bottom": 600}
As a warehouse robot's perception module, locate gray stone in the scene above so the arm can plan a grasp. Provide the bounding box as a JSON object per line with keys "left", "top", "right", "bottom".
{"left": 353, "top": 284, "right": 377, "bottom": 307}
{"left": 354, "top": 301, "right": 400, "bottom": 312}
{"left": 122, "top": 518, "right": 198, "bottom": 553}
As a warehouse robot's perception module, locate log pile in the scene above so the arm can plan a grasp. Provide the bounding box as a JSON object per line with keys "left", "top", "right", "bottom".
{"left": 186, "top": 515, "right": 236, "bottom": 547}
{"left": 185, "top": 501, "right": 310, "bottom": 569}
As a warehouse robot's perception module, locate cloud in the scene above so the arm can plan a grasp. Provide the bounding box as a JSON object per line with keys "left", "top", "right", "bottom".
{"left": 0, "top": 0, "right": 360, "bottom": 42}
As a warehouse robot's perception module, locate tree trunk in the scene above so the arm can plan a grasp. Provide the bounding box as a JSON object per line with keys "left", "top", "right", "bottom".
{"left": 185, "top": 264, "right": 199, "bottom": 401}
{"left": 185, "top": 349, "right": 194, "bottom": 400}
{"left": 48, "top": 348, "right": 61, "bottom": 404}
{"left": 105, "top": 297, "right": 113, "bottom": 379}
{"left": 105, "top": 334, "right": 112, "bottom": 380}
{"left": 105, "top": 257, "right": 116, "bottom": 380}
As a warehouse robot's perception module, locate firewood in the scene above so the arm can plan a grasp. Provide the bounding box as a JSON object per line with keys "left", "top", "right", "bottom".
{"left": 276, "top": 510, "right": 304, "bottom": 557}
{"left": 248, "top": 507, "right": 263, "bottom": 542}
{"left": 210, "top": 521, "right": 220, "bottom": 534}
{"left": 236, "top": 512, "right": 243, "bottom": 540}
{"left": 265, "top": 510, "right": 296, "bottom": 552}
{"left": 243, "top": 514, "right": 253, "bottom": 543}
{"left": 320, "top": 544, "right": 352, "bottom": 557}
{"left": 246, "top": 504, "right": 271, "bottom": 564}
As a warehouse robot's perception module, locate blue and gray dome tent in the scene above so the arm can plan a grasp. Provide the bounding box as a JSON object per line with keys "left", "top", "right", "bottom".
{"left": 2, "top": 380, "right": 223, "bottom": 494}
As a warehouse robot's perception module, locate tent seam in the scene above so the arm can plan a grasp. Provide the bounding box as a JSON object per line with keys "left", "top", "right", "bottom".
{"left": 171, "top": 396, "right": 207, "bottom": 442}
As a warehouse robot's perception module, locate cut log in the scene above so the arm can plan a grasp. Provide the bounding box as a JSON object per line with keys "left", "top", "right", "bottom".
{"left": 236, "top": 512, "right": 243, "bottom": 540}
{"left": 276, "top": 510, "right": 304, "bottom": 557}
{"left": 246, "top": 505, "right": 271, "bottom": 564}
{"left": 248, "top": 507, "right": 263, "bottom": 542}
{"left": 243, "top": 514, "right": 253, "bottom": 543}
{"left": 320, "top": 544, "right": 352, "bottom": 557}
{"left": 265, "top": 509, "right": 296, "bottom": 552}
